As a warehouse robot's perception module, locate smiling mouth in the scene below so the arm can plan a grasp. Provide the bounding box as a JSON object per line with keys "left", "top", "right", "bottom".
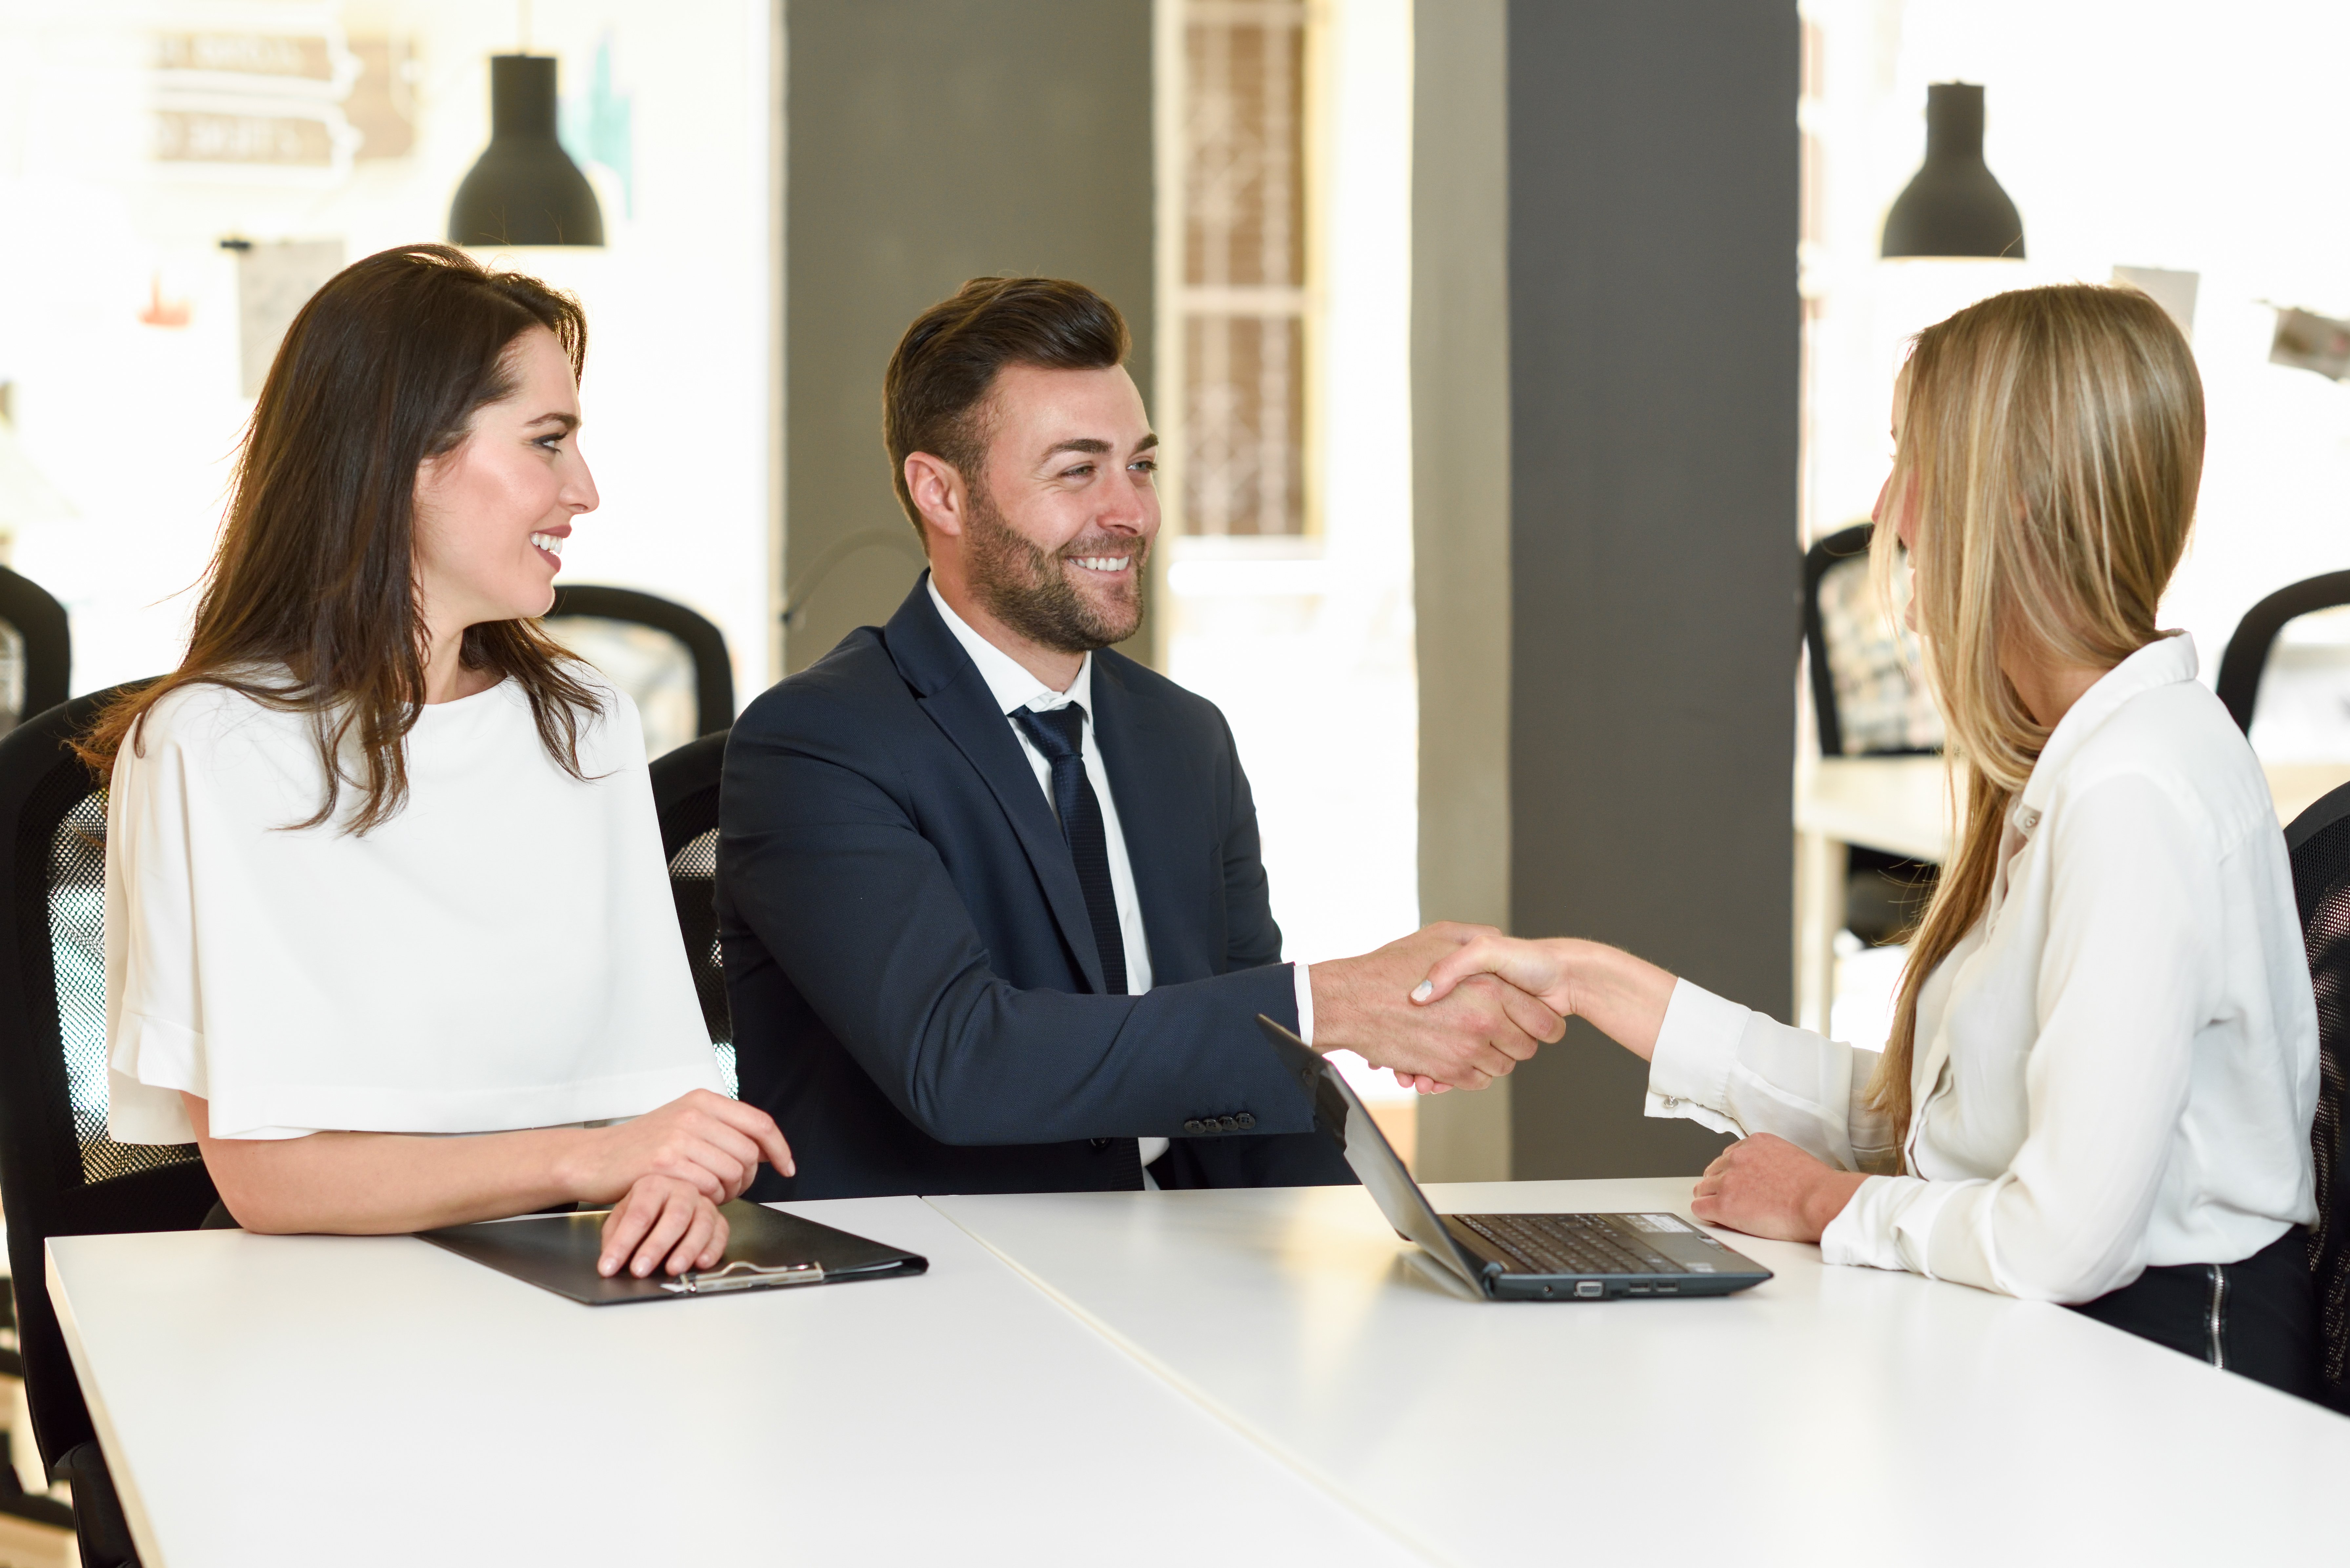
{"left": 1067, "top": 554, "right": 1134, "bottom": 575}
{"left": 531, "top": 531, "right": 566, "bottom": 569}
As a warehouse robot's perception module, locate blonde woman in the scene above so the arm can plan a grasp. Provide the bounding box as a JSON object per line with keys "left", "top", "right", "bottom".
{"left": 1411, "top": 284, "right": 2320, "bottom": 1397}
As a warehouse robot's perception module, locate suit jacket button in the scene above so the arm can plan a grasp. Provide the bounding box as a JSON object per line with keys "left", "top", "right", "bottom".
{"left": 1219, "top": 1115, "right": 1239, "bottom": 1132}
{"left": 1183, "top": 1119, "right": 1204, "bottom": 1134}
{"left": 1236, "top": 1112, "right": 1255, "bottom": 1130}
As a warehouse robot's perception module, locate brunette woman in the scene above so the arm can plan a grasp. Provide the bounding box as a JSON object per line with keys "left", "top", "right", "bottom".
{"left": 90, "top": 244, "right": 792, "bottom": 1279}
{"left": 1412, "top": 284, "right": 2320, "bottom": 1396}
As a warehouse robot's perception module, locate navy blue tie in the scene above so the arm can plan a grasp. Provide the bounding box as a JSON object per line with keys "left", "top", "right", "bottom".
{"left": 1011, "top": 704, "right": 1128, "bottom": 995}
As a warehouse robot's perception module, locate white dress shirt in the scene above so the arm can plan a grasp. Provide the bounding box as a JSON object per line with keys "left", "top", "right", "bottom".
{"left": 1647, "top": 633, "right": 2319, "bottom": 1303}
{"left": 106, "top": 673, "right": 723, "bottom": 1142}
{"left": 928, "top": 582, "right": 1314, "bottom": 1170}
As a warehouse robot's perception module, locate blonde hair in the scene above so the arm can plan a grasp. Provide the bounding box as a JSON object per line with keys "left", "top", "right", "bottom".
{"left": 1867, "top": 283, "right": 2204, "bottom": 1136}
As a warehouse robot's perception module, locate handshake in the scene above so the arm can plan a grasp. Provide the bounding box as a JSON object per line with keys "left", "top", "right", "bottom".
{"left": 1307, "top": 922, "right": 1577, "bottom": 1095}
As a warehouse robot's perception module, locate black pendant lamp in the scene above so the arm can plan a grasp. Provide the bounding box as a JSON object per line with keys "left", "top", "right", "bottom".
{"left": 1881, "top": 83, "right": 2023, "bottom": 260}
{"left": 448, "top": 55, "right": 604, "bottom": 247}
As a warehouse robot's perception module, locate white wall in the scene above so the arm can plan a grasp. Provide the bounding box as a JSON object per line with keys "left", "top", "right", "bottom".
{"left": 0, "top": 0, "right": 773, "bottom": 705}
{"left": 1803, "top": 0, "right": 2350, "bottom": 674}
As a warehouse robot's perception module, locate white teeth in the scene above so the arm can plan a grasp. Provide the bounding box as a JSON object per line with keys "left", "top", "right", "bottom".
{"left": 1072, "top": 556, "right": 1130, "bottom": 572}
{"left": 531, "top": 532, "right": 564, "bottom": 557}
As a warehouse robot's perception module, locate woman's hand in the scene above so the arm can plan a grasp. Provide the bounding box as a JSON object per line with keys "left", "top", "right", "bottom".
{"left": 598, "top": 1174, "right": 730, "bottom": 1278}
{"left": 562, "top": 1089, "right": 794, "bottom": 1208}
{"left": 1407, "top": 935, "right": 1677, "bottom": 1076}
{"left": 1690, "top": 1133, "right": 1867, "bottom": 1243}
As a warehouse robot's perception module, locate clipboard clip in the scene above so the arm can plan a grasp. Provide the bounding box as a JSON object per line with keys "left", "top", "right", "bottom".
{"left": 662, "top": 1259, "right": 827, "bottom": 1295}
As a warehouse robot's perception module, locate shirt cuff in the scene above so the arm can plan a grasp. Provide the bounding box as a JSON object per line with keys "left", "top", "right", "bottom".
{"left": 1292, "top": 961, "right": 1314, "bottom": 1047}
{"left": 1642, "top": 979, "right": 1746, "bottom": 1137}
{"left": 1819, "top": 1172, "right": 1963, "bottom": 1277}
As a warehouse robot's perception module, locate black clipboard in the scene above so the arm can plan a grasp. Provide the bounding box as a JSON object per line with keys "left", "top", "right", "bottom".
{"left": 417, "top": 1200, "right": 929, "bottom": 1305}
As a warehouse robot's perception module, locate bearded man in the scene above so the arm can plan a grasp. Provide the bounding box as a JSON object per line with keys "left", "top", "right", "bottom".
{"left": 718, "top": 276, "right": 1560, "bottom": 1200}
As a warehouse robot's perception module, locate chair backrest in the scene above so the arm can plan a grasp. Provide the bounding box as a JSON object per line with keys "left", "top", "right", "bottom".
{"left": 0, "top": 685, "right": 217, "bottom": 1471}
{"left": 0, "top": 567, "right": 71, "bottom": 740}
{"left": 648, "top": 730, "right": 734, "bottom": 1097}
{"left": 1802, "top": 523, "right": 1942, "bottom": 758}
{"left": 544, "top": 586, "right": 733, "bottom": 759}
{"left": 2216, "top": 571, "right": 2350, "bottom": 742}
{"left": 2286, "top": 780, "right": 2350, "bottom": 1412}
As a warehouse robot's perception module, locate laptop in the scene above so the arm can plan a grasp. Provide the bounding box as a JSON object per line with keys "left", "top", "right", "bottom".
{"left": 1256, "top": 1016, "right": 1773, "bottom": 1301}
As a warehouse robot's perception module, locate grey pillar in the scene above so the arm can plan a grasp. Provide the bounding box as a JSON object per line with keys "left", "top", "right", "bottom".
{"left": 1503, "top": 3, "right": 1800, "bottom": 1178}
{"left": 782, "top": 0, "right": 1156, "bottom": 676}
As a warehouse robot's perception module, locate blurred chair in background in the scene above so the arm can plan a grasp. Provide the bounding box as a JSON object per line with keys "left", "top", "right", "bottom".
{"left": 543, "top": 586, "right": 733, "bottom": 759}
{"left": 2284, "top": 777, "right": 2350, "bottom": 1414}
{"left": 2218, "top": 571, "right": 2350, "bottom": 756}
{"left": 1803, "top": 523, "right": 1944, "bottom": 946}
{"left": 0, "top": 683, "right": 214, "bottom": 1568}
{"left": 648, "top": 731, "right": 734, "bottom": 1099}
{"left": 0, "top": 569, "right": 71, "bottom": 740}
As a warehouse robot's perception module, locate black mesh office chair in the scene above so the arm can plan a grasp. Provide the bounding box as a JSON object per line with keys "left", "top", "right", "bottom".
{"left": 0, "top": 567, "right": 72, "bottom": 739}
{"left": 1802, "top": 523, "right": 1941, "bottom": 944}
{"left": 649, "top": 731, "right": 734, "bottom": 1097}
{"left": 0, "top": 685, "right": 214, "bottom": 1566}
{"left": 2286, "top": 781, "right": 2350, "bottom": 1413}
{"left": 544, "top": 587, "right": 734, "bottom": 758}
{"left": 2216, "top": 571, "right": 2350, "bottom": 736}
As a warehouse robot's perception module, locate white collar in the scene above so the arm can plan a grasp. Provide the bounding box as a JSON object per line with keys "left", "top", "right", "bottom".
{"left": 2017, "top": 631, "right": 2199, "bottom": 816}
{"left": 928, "top": 576, "right": 1094, "bottom": 717}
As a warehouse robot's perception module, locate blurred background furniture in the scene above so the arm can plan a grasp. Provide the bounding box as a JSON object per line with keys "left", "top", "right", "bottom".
{"left": 2217, "top": 571, "right": 2350, "bottom": 760}
{"left": 2285, "top": 778, "right": 2350, "bottom": 1414}
{"left": 0, "top": 683, "right": 216, "bottom": 1568}
{"left": 544, "top": 586, "right": 733, "bottom": 760}
{"left": 1795, "top": 524, "right": 1945, "bottom": 1034}
{"left": 0, "top": 569, "right": 70, "bottom": 743}
{"left": 649, "top": 731, "right": 734, "bottom": 1098}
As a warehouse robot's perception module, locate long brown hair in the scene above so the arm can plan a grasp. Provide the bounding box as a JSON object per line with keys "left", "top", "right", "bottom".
{"left": 1868, "top": 283, "right": 2203, "bottom": 1136}
{"left": 79, "top": 244, "right": 605, "bottom": 833}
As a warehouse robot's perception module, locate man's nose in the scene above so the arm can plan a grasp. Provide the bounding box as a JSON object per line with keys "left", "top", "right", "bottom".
{"left": 1097, "top": 475, "right": 1151, "bottom": 533}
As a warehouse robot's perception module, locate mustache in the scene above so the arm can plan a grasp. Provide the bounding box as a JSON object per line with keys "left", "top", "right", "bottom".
{"left": 1055, "top": 536, "right": 1149, "bottom": 562}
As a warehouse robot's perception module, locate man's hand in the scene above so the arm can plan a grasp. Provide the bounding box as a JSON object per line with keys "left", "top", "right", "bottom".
{"left": 1309, "top": 923, "right": 1565, "bottom": 1090}
{"left": 1689, "top": 1133, "right": 1866, "bottom": 1242}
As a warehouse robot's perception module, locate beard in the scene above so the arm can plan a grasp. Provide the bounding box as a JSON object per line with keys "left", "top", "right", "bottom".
{"left": 964, "top": 482, "right": 1149, "bottom": 654}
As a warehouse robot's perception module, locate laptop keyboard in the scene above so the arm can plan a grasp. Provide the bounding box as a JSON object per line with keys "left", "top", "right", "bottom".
{"left": 1455, "top": 1213, "right": 1685, "bottom": 1276}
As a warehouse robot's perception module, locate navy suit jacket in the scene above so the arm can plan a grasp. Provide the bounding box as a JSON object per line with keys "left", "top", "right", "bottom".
{"left": 718, "top": 577, "right": 1354, "bottom": 1199}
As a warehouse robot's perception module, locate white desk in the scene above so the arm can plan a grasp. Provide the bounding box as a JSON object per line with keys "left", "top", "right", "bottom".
{"left": 45, "top": 1197, "right": 1418, "bottom": 1568}
{"left": 934, "top": 1179, "right": 2350, "bottom": 1567}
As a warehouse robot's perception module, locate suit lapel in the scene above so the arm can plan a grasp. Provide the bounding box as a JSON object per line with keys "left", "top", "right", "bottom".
{"left": 885, "top": 579, "right": 1108, "bottom": 993}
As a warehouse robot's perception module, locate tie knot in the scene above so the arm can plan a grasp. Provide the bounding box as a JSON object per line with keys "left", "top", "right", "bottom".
{"left": 1012, "top": 703, "right": 1086, "bottom": 764}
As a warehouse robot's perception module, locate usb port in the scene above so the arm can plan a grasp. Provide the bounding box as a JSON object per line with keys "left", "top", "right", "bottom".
{"left": 1574, "top": 1280, "right": 1604, "bottom": 1299}
{"left": 1626, "top": 1284, "right": 1650, "bottom": 1295}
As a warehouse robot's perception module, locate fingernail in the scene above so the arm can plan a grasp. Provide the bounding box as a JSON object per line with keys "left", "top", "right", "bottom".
{"left": 599, "top": 1258, "right": 615, "bottom": 1276}
{"left": 1411, "top": 981, "right": 1433, "bottom": 1002}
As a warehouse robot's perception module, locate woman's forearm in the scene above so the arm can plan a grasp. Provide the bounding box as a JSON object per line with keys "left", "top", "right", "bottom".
{"left": 185, "top": 1093, "right": 595, "bottom": 1234}
{"left": 1556, "top": 940, "right": 1679, "bottom": 1062}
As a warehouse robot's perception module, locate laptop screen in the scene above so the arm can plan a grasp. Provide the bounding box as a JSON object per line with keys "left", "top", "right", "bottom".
{"left": 1254, "top": 1015, "right": 1489, "bottom": 1291}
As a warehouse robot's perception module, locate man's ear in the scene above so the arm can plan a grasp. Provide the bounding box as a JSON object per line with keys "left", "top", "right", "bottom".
{"left": 904, "top": 452, "right": 968, "bottom": 541}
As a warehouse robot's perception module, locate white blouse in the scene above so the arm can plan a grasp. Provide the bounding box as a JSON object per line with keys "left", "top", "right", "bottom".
{"left": 1649, "top": 633, "right": 2320, "bottom": 1302}
{"left": 105, "top": 672, "right": 723, "bottom": 1143}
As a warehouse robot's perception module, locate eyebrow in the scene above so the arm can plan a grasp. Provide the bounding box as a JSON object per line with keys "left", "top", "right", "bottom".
{"left": 526, "top": 411, "right": 580, "bottom": 433}
{"left": 1041, "top": 433, "right": 1159, "bottom": 460}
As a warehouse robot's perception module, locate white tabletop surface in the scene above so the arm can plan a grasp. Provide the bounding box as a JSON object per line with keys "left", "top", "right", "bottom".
{"left": 46, "top": 1197, "right": 1419, "bottom": 1568}
{"left": 933, "top": 1178, "right": 2350, "bottom": 1567}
